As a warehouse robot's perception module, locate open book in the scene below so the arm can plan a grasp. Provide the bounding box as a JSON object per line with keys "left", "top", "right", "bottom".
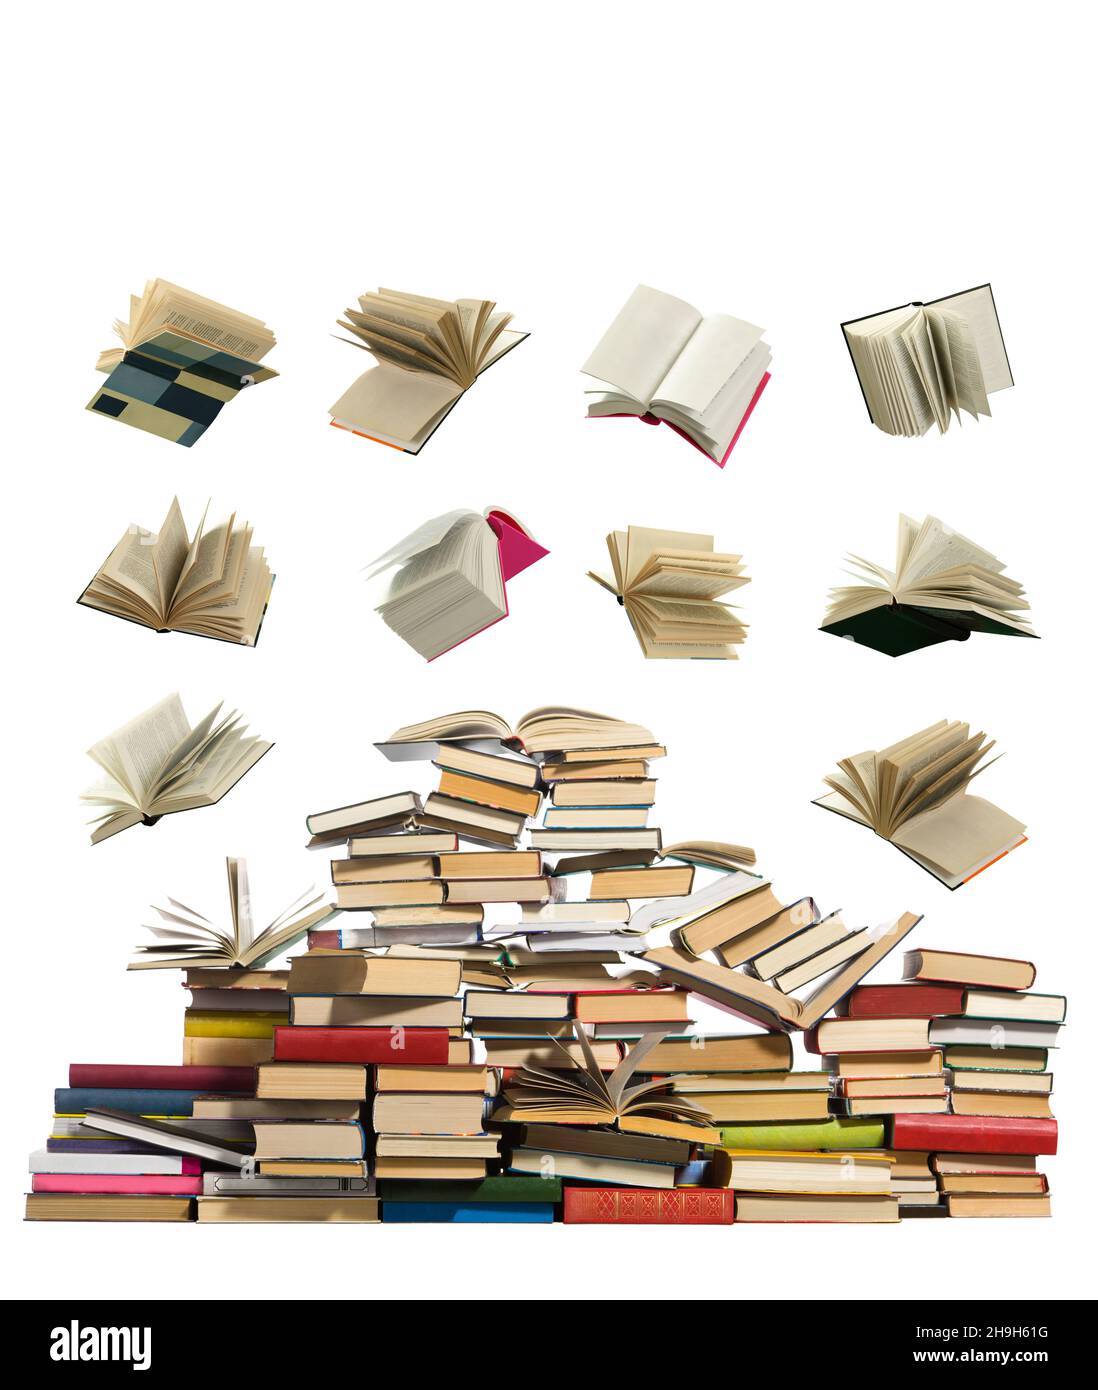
{"left": 841, "top": 284, "right": 1012, "bottom": 437}
{"left": 581, "top": 285, "right": 771, "bottom": 465}
{"left": 814, "top": 719, "right": 1027, "bottom": 888}
{"left": 377, "top": 708, "right": 661, "bottom": 758}
{"left": 493, "top": 1023, "right": 719, "bottom": 1143}
{"left": 589, "top": 525, "right": 748, "bottom": 659}
{"left": 78, "top": 497, "right": 273, "bottom": 646}
{"left": 82, "top": 695, "right": 273, "bottom": 844}
{"left": 87, "top": 279, "right": 277, "bottom": 446}
{"left": 821, "top": 514, "right": 1037, "bottom": 656}
{"left": 328, "top": 287, "right": 527, "bottom": 453}
{"left": 366, "top": 508, "right": 548, "bottom": 660}
{"left": 130, "top": 858, "right": 333, "bottom": 970}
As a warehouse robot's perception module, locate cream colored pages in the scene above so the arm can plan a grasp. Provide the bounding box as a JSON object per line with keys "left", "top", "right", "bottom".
{"left": 582, "top": 285, "right": 701, "bottom": 404}
{"left": 891, "top": 795, "right": 1025, "bottom": 876}
{"left": 624, "top": 527, "right": 713, "bottom": 589}
{"left": 654, "top": 314, "right": 764, "bottom": 413}
{"left": 932, "top": 286, "right": 1012, "bottom": 394}
{"left": 330, "top": 364, "right": 462, "bottom": 441}
{"left": 88, "top": 695, "right": 192, "bottom": 804}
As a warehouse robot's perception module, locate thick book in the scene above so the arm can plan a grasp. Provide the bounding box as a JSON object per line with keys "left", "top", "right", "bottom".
{"left": 841, "top": 284, "right": 1012, "bottom": 437}
{"left": 889, "top": 1112, "right": 1058, "bottom": 1156}
{"left": 717, "top": 1117, "right": 887, "bottom": 1150}
{"left": 54, "top": 1088, "right": 224, "bottom": 1118}
{"left": 272, "top": 1025, "right": 452, "bottom": 1065}
{"left": 329, "top": 288, "right": 527, "bottom": 454}
{"left": 25, "top": 1194, "right": 195, "bottom": 1222}
{"left": 377, "top": 1176, "right": 561, "bottom": 1204}
{"left": 562, "top": 1186, "right": 734, "bottom": 1225}
{"left": 88, "top": 280, "right": 276, "bottom": 446}
{"left": 582, "top": 285, "right": 771, "bottom": 465}
{"left": 821, "top": 514, "right": 1036, "bottom": 656}
{"left": 836, "top": 983, "right": 966, "bottom": 1020}
{"left": 381, "top": 1201, "right": 554, "bottom": 1224}
{"left": 31, "top": 1174, "right": 203, "bottom": 1196}
{"left": 67, "top": 1064, "right": 255, "bottom": 1092}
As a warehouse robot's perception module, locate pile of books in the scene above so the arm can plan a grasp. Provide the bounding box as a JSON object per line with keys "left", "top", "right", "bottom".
{"left": 23, "top": 708, "right": 1060, "bottom": 1224}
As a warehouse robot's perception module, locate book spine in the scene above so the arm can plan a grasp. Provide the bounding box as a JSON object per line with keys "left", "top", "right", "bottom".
{"left": 31, "top": 1175, "right": 203, "bottom": 1195}
{"left": 67, "top": 1064, "right": 255, "bottom": 1092}
{"left": 890, "top": 1113, "right": 1058, "bottom": 1155}
{"left": 53, "top": 1088, "right": 214, "bottom": 1116}
{"left": 838, "top": 985, "right": 966, "bottom": 1019}
{"left": 272, "top": 1026, "right": 452, "bottom": 1065}
{"left": 380, "top": 1202, "right": 555, "bottom": 1224}
{"left": 562, "top": 1186, "right": 734, "bottom": 1224}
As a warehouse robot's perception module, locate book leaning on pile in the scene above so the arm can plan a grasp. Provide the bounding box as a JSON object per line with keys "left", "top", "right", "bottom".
{"left": 820, "top": 514, "right": 1036, "bottom": 657}
{"left": 78, "top": 497, "right": 274, "bottom": 646}
{"left": 328, "top": 287, "right": 528, "bottom": 453}
{"left": 87, "top": 279, "right": 277, "bottom": 445}
{"left": 582, "top": 284, "right": 771, "bottom": 465}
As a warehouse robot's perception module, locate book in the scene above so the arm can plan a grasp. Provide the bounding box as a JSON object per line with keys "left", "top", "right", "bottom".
{"left": 88, "top": 279, "right": 276, "bottom": 446}
{"left": 821, "top": 515, "right": 1036, "bottom": 656}
{"left": 251, "top": 1121, "right": 366, "bottom": 1161}
{"left": 815, "top": 718, "right": 1026, "bottom": 888}
{"left": 928, "top": 1018, "right": 1061, "bottom": 1049}
{"left": 305, "top": 791, "right": 422, "bottom": 845}
{"left": 366, "top": 507, "right": 548, "bottom": 659}
{"left": 329, "top": 287, "right": 527, "bottom": 453}
{"left": 463, "top": 991, "right": 571, "bottom": 1020}
{"left": 381, "top": 1202, "right": 554, "bottom": 1224}
{"left": 29, "top": 1150, "right": 201, "bottom": 1176}
{"left": 372, "top": 1093, "right": 486, "bottom": 1134}
{"left": 588, "top": 864, "right": 691, "bottom": 898}
{"left": 435, "top": 769, "right": 543, "bottom": 818}
{"left": 197, "top": 1197, "right": 379, "bottom": 1223}
{"left": 375, "top": 1065, "right": 491, "bottom": 1094}
{"left": 289, "top": 996, "right": 464, "bottom": 1028}
{"left": 903, "top": 948, "right": 1036, "bottom": 991}
{"left": 532, "top": 829, "right": 664, "bottom": 855}
{"left": 735, "top": 1193, "right": 899, "bottom": 1223}
{"left": 542, "top": 807, "right": 650, "bottom": 829}
{"left": 331, "top": 855, "right": 437, "bottom": 885}
{"left": 78, "top": 497, "right": 273, "bottom": 646}
{"left": 589, "top": 526, "right": 749, "bottom": 659}
{"left": 841, "top": 284, "right": 1011, "bottom": 437}
{"left": 444, "top": 879, "right": 552, "bottom": 905}
{"left": 481, "top": 1038, "right": 623, "bottom": 1069}
{"left": 572, "top": 990, "right": 691, "bottom": 1025}
{"left": 507, "top": 1147, "right": 680, "bottom": 1189}
{"left": 889, "top": 1113, "right": 1058, "bottom": 1155}
{"left": 716, "top": 1118, "right": 888, "bottom": 1150}
{"left": 435, "top": 745, "right": 540, "bottom": 787}
{"left": 255, "top": 1064, "right": 369, "bottom": 1100}
{"left": 945, "top": 1193, "right": 1050, "bottom": 1218}
{"left": 345, "top": 830, "right": 458, "bottom": 857}
{"left": 335, "top": 881, "right": 446, "bottom": 910}
{"left": 824, "top": 1051, "right": 943, "bottom": 1079}
{"left": 550, "top": 781, "right": 657, "bottom": 809}
{"left": 837, "top": 983, "right": 966, "bottom": 1019}
{"left": 55, "top": 1088, "right": 238, "bottom": 1117}
{"left": 26, "top": 1194, "right": 194, "bottom": 1221}
{"left": 711, "top": 1150, "right": 893, "bottom": 1194}
{"left": 440, "top": 850, "right": 543, "bottom": 879}
{"left": 942, "top": 1045, "right": 1047, "bottom": 1072}
{"left": 630, "top": 1033, "right": 794, "bottom": 1074}
{"left": 563, "top": 1187, "right": 734, "bottom": 1225}
{"left": 693, "top": 1092, "right": 830, "bottom": 1124}
{"left": 379, "top": 707, "right": 658, "bottom": 757}
{"left": 83, "top": 696, "right": 272, "bottom": 844}
{"left": 505, "top": 1123, "right": 692, "bottom": 1166}
{"left": 287, "top": 955, "right": 464, "bottom": 998}
{"left": 129, "top": 858, "right": 331, "bottom": 970}
{"left": 582, "top": 285, "right": 771, "bottom": 465}
{"left": 955, "top": 991, "right": 1065, "bottom": 1024}
{"left": 418, "top": 794, "right": 526, "bottom": 847}
{"left": 31, "top": 1174, "right": 202, "bottom": 1196}
{"left": 272, "top": 1026, "right": 452, "bottom": 1065}
{"left": 379, "top": 1176, "right": 561, "bottom": 1203}
{"left": 805, "top": 1018, "right": 932, "bottom": 1053}
{"left": 67, "top": 1064, "right": 255, "bottom": 1091}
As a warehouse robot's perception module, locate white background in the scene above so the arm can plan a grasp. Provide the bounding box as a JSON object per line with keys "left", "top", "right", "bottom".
{"left": 3, "top": 1, "right": 1095, "bottom": 1301}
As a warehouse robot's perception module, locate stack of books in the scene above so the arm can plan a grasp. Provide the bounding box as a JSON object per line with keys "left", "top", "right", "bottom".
{"left": 183, "top": 968, "right": 288, "bottom": 1068}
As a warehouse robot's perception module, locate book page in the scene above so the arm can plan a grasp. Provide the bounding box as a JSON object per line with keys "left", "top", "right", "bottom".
{"left": 330, "top": 363, "right": 462, "bottom": 443}
{"left": 88, "top": 694, "right": 192, "bottom": 804}
{"left": 925, "top": 308, "right": 990, "bottom": 419}
{"left": 624, "top": 526, "right": 712, "bottom": 590}
{"left": 652, "top": 313, "right": 764, "bottom": 414}
{"left": 891, "top": 796, "right": 1025, "bottom": 877}
{"left": 581, "top": 285, "right": 701, "bottom": 405}
{"left": 930, "top": 286, "right": 1012, "bottom": 393}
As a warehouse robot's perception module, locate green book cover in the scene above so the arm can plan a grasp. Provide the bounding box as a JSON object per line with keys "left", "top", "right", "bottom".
{"left": 716, "top": 1117, "right": 886, "bottom": 1150}
{"left": 378, "top": 1175, "right": 562, "bottom": 1204}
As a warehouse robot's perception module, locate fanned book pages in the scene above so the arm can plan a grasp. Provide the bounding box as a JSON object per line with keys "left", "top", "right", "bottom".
{"left": 366, "top": 508, "right": 548, "bottom": 660}
{"left": 81, "top": 694, "right": 273, "bottom": 844}
{"left": 328, "top": 287, "right": 528, "bottom": 453}
{"left": 130, "top": 858, "right": 334, "bottom": 971}
{"left": 821, "top": 514, "right": 1037, "bottom": 656}
{"left": 377, "top": 707, "right": 662, "bottom": 759}
{"left": 814, "top": 719, "right": 1027, "bottom": 888}
{"left": 841, "top": 284, "right": 1012, "bottom": 437}
{"left": 78, "top": 497, "right": 273, "bottom": 646}
{"left": 87, "top": 279, "right": 277, "bottom": 446}
{"left": 581, "top": 284, "right": 771, "bottom": 465}
{"left": 589, "top": 525, "right": 749, "bottom": 659}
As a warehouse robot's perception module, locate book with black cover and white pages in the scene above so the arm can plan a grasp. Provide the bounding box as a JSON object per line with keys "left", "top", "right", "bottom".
{"left": 328, "top": 287, "right": 527, "bottom": 453}
{"left": 82, "top": 695, "right": 272, "bottom": 844}
{"left": 582, "top": 285, "right": 770, "bottom": 465}
{"left": 841, "top": 284, "right": 1012, "bottom": 437}
{"left": 78, "top": 497, "right": 273, "bottom": 646}
{"left": 821, "top": 514, "right": 1037, "bottom": 656}
{"left": 814, "top": 719, "right": 1026, "bottom": 888}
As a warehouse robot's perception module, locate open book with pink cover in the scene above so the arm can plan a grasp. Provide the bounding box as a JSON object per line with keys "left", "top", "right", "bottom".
{"left": 366, "top": 508, "right": 548, "bottom": 660}
{"left": 582, "top": 285, "right": 771, "bottom": 466}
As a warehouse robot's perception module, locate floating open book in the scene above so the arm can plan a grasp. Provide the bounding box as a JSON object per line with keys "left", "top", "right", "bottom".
{"left": 130, "top": 858, "right": 333, "bottom": 971}
{"left": 366, "top": 508, "right": 548, "bottom": 660}
{"left": 821, "top": 514, "right": 1037, "bottom": 656}
{"left": 841, "top": 284, "right": 1012, "bottom": 437}
{"left": 78, "top": 497, "right": 273, "bottom": 646}
{"left": 814, "top": 719, "right": 1027, "bottom": 888}
{"left": 87, "top": 279, "right": 277, "bottom": 445}
{"left": 82, "top": 695, "right": 272, "bottom": 844}
{"left": 377, "top": 708, "right": 662, "bottom": 759}
{"left": 581, "top": 285, "right": 771, "bottom": 465}
{"left": 589, "top": 525, "right": 748, "bottom": 659}
{"left": 328, "top": 287, "right": 527, "bottom": 453}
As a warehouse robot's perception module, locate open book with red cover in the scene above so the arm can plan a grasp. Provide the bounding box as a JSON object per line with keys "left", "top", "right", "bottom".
{"left": 366, "top": 507, "right": 548, "bottom": 661}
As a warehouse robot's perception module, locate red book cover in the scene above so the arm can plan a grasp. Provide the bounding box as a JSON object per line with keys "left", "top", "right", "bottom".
{"left": 272, "top": 1025, "right": 451, "bottom": 1065}
{"left": 68, "top": 1064, "right": 255, "bottom": 1092}
{"left": 890, "top": 1113, "right": 1058, "bottom": 1156}
{"left": 563, "top": 1186, "right": 734, "bottom": 1225}
{"left": 308, "top": 930, "right": 342, "bottom": 950}
{"left": 838, "top": 983, "right": 966, "bottom": 1019}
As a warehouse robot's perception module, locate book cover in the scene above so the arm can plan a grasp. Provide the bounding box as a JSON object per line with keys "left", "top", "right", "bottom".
{"left": 272, "top": 1026, "right": 452, "bottom": 1065}
{"left": 890, "top": 1112, "right": 1058, "bottom": 1156}
{"left": 380, "top": 1201, "right": 555, "bottom": 1224}
{"left": 837, "top": 983, "right": 966, "bottom": 1019}
{"left": 67, "top": 1064, "right": 256, "bottom": 1092}
{"left": 53, "top": 1088, "right": 223, "bottom": 1117}
{"left": 562, "top": 1186, "right": 734, "bottom": 1225}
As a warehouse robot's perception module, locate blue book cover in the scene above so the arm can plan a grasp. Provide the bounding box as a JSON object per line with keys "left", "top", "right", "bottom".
{"left": 381, "top": 1202, "right": 555, "bottom": 1224}
{"left": 54, "top": 1088, "right": 211, "bottom": 1117}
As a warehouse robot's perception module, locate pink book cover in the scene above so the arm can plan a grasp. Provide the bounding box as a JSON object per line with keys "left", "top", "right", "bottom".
{"left": 32, "top": 1173, "right": 203, "bottom": 1195}
{"left": 594, "top": 370, "right": 770, "bottom": 467}
{"left": 426, "top": 510, "right": 549, "bottom": 661}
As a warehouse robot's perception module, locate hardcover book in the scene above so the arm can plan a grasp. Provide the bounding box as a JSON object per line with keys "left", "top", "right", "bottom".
{"left": 562, "top": 1186, "right": 734, "bottom": 1225}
